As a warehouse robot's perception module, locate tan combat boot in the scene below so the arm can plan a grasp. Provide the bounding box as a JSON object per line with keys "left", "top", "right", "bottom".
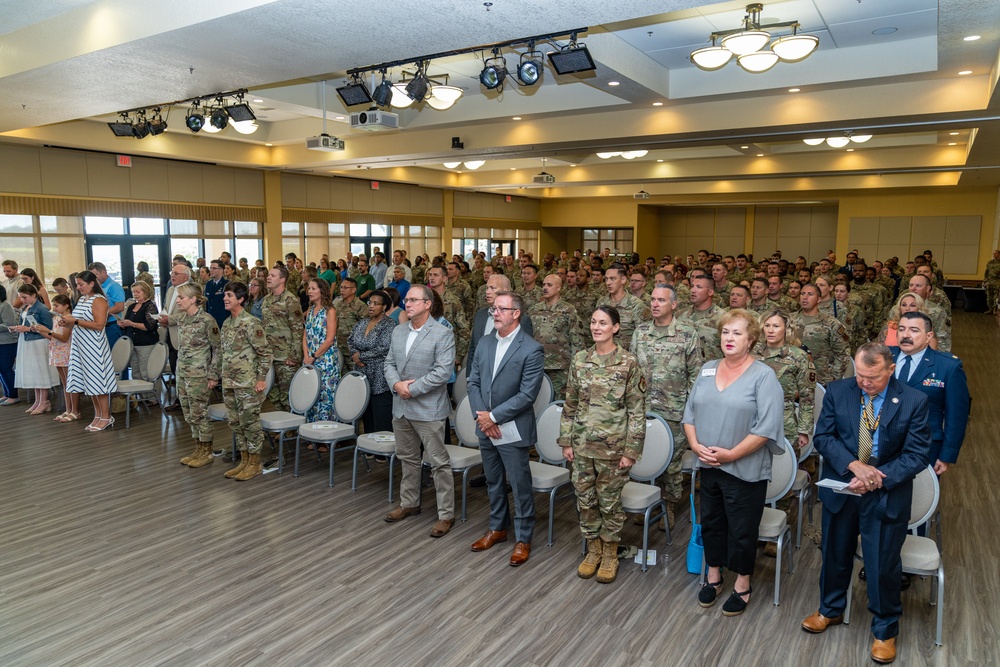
{"left": 225, "top": 450, "right": 248, "bottom": 478}
{"left": 664, "top": 501, "right": 676, "bottom": 530}
{"left": 188, "top": 443, "right": 215, "bottom": 468}
{"left": 596, "top": 541, "right": 620, "bottom": 584}
{"left": 234, "top": 453, "right": 263, "bottom": 481}
{"left": 577, "top": 538, "right": 603, "bottom": 579}
{"left": 179, "top": 442, "right": 200, "bottom": 465}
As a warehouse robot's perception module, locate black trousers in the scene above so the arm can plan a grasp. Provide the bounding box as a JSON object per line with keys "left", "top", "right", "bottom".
{"left": 700, "top": 467, "right": 768, "bottom": 576}
{"left": 361, "top": 391, "right": 393, "bottom": 434}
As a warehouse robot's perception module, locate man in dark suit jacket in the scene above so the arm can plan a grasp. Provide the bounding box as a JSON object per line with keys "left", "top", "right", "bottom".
{"left": 466, "top": 274, "right": 532, "bottom": 377}
{"left": 467, "top": 291, "right": 545, "bottom": 566}
{"left": 891, "top": 311, "right": 970, "bottom": 475}
{"left": 802, "top": 343, "right": 931, "bottom": 665}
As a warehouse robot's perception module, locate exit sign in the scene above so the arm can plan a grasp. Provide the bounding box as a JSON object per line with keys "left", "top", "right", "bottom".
{"left": 370, "top": 180, "right": 380, "bottom": 190}
{"left": 116, "top": 155, "right": 132, "bottom": 168}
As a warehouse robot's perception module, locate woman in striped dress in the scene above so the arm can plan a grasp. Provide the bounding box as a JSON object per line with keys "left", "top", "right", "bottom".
{"left": 63, "top": 270, "right": 117, "bottom": 431}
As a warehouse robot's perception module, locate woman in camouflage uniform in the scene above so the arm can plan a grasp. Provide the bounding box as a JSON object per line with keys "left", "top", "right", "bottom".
{"left": 560, "top": 306, "right": 645, "bottom": 585}
{"left": 831, "top": 282, "right": 864, "bottom": 354}
{"left": 757, "top": 309, "right": 815, "bottom": 454}
{"left": 209, "top": 282, "right": 272, "bottom": 481}
{"left": 174, "top": 282, "right": 220, "bottom": 468}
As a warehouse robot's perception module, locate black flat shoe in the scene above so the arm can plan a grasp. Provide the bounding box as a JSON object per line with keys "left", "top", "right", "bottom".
{"left": 722, "top": 586, "right": 752, "bottom": 616}
{"left": 698, "top": 578, "right": 724, "bottom": 608}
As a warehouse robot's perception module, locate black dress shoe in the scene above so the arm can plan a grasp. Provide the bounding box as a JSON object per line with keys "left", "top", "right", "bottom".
{"left": 900, "top": 574, "right": 911, "bottom": 591}
{"left": 469, "top": 474, "right": 487, "bottom": 488}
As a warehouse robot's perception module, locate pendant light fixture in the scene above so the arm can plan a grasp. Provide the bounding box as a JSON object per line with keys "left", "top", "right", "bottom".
{"left": 691, "top": 4, "right": 818, "bottom": 73}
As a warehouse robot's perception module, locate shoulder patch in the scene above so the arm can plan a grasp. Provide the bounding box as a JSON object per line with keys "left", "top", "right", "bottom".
{"left": 638, "top": 375, "right": 647, "bottom": 393}
{"left": 256, "top": 329, "right": 264, "bottom": 337}
{"left": 809, "top": 371, "right": 815, "bottom": 383}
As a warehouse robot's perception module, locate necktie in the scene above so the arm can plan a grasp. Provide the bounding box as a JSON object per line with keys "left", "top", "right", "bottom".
{"left": 898, "top": 354, "right": 912, "bottom": 383}
{"left": 858, "top": 395, "right": 874, "bottom": 463}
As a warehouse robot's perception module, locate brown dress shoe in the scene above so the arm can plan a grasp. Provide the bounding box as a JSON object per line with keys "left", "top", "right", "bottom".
{"left": 471, "top": 530, "right": 508, "bottom": 552}
{"left": 801, "top": 611, "right": 844, "bottom": 634}
{"left": 384, "top": 505, "right": 421, "bottom": 523}
{"left": 509, "top": 542, "right": 530, "bottom": 566}
{"left": 871, "top": 638, "right": 896, "bottom": 664}
{"left": 429, "top": 518, "right": 454, "bottom": 537}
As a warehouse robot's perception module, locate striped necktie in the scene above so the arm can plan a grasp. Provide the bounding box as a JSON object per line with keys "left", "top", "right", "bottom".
{"left": 858, "top": 395, "right": 874, "bottom": 463}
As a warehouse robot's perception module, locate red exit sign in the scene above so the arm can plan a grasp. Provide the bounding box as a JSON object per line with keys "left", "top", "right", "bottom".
{"left": 116, "top": 155, "right": 132, "bottom": 168}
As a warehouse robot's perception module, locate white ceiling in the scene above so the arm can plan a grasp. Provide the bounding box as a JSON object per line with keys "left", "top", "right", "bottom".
{"left": 1, "top": 0, "right": 999, "bottom": 195}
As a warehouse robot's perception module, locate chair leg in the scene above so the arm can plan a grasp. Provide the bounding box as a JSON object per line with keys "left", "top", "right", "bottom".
{"left": 460, "top": 468, "right": 470, "bottom": 521}
{"left": 935, "top": 566, "right": 944, "bottom": 647}
{"left": 774, "top": 533, "right": 782, "bottom": 606}
{"left": 547, "top": 488, "right": 556, "bottom": 547}
{"left": 662, "top": 500, "right": 671, "bottom": 547}
{"left": 328, "top": 439, "right": 338, "bottom": 487}
{"left": 293, "top": 434, "right": 301, "bottom": 478}
{"left": 351, "top": 448, "right": 359, "bottom": 492}
{"left": 640, "top": 509, "right": 651, "bottom": 572}
{"left": 278, "top": 432, "right": 286, "bottom": 475}
{"left": 796, "top": 489, "right": 806, "bottom": 548}
{"left": 125, "top": 396, "right": 131, "bottom": 429}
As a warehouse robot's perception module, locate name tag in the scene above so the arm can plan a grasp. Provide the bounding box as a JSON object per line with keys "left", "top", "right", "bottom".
{"left": 701, "top": 368, "right": 717, "bottom": 377}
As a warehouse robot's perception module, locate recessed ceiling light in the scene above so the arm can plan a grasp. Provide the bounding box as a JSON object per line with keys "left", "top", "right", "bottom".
{"left": 253, "top": 98, "right": 264, "bottom": 103}
{"left": 788, "top": 87, "right": 800, "bottom": 93}
{"left": 872, "top": 27, "right": 897, "bottom": 36}
{"left": 740, "top": 145, "right": 749, "bottom": 149}
{"left": 948, "top": 142, "right": 957, "bottom": 146}
{"left": 510, "top": 167, "right": 516, "bottom": 170}
{"left": 570, "top": 164, "right": 577, "bottom": 167}
{"left": 335, "top": 116, "right": 345, "bottom": 120}
{"left": 959, "top": 70, "right": 973, "bottom": 75}
{"left": 265, "top": 143, "right": 273, "bottom": 146}
{"left": 608, "top": 81, "right": 620, "bottom": 86}
{"left": 512, "top": 116, "right": 522, "bottom": 120}
{"left": 756, "top": 153, "right": 764, "bottom": 157}
{"left": 656, "top": 159, "right": 664, "bottom": 163}
{"left": 964, "top": 35, "right": 981, "bottom": 42}
{"left": 653, "top": 102, "right": 663, "bottom": 107}
{"left": 846, "top": 148, "right": 854, "bottom": 152}
{"left": 949, "top": 131, "right": 960, "bottom": 135}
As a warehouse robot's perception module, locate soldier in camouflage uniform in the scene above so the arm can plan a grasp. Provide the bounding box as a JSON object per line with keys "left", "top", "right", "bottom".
{"left": 174, "top": 283, "right": 220, "bottom": 468}
{"left": 832, "top": 282, "right": 866, "bottom": 354}
{"left": 985, "top": 249, "right": 1000, "bottom": 314}
{"left": 793, "top": 284, "right": 851, "bottom": 385}
{"left": 446, "top": 261, "right": 476, "bottom": 325}
{"left": 595, "top": 263, "right": 651, "bottom": 351}
{"left": 284, "top": 253, "right": 302, "bottom": 296}
{"left": 209, "top": 282, "right": 272, "bottom": 481}
{"left": 907, "top": 274, "right": 952, "bottom": 352}
{"left": 560, "top": 305, "right": 646, "bottom": 584}
{"left": 565, "top": 267, "right": 597, "bottom": 321}
{"left": 711, "top": 263, "right": 734, "bottom": 305}
{"left": 261, "top": 267, "right": 304, "bottom": 411}
{"left": 628, "top": 270, "right": 652, "bottom": 306}
{"left": 427, "top": 266, "right": 470, "bottom": 371}
{"left": 518, "top": 264, "right": 544, "bottom": 312}
{"left": 757, "top": 308, "right": 815, "bottom": 452}
{"left": 528, "top": 274, "right": 584, "bottom": 400}
{"left": 767, "top": 276, "right": 798, "bottom": 312}
{"left": 333, "top": 277, "right": 369, "bottom": 369}
{"left": 631, "top": 286, "right": 700, "bottom": 527}
{"left": 915, "top": 266, "right": 951, "bottom": 316}
{"left": 677, "top": 275, "right": 725, "bottom": 361}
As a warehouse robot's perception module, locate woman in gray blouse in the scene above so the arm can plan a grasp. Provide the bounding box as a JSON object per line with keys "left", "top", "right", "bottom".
{"left": 683, "top": 309, "right": 784, "bottom": 617}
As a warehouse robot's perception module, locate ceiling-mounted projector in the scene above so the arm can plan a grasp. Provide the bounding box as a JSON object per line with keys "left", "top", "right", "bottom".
{"left": 634, "top": 190, "right": 650, "bottom": 200}
{"left": 306, "top": 134, "right": 345, "bottom": 151}
{"left": 350, "top": 110, "right": 399, "bottom": 131}
{"left": 533, "top": 171, "right": 555, "bottom": 184}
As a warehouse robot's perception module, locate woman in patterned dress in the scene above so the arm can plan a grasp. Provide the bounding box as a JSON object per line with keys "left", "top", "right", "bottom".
{"left": 63, "top": 270, "right": 117, "bottom": 431}
{"left": 348, "top": 290, "right": 396, "bottom": 433}
{"left": 32, "top": 294, "right": 74, "bottom": 421}
{"left": 302, "top": 278, "right": 340, "bottom": 424}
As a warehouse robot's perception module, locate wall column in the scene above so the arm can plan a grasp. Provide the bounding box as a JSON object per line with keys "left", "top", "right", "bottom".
{"left": 263, "top": 171, "right": 283, "bottom": 262}
{"left": 442, "top": 189, "right": 454, "bottom": 256}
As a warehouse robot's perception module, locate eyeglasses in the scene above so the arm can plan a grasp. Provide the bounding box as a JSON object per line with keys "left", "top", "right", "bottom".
{"left": 488, "top": 306, "right": 518, "bottom": 315}
{"left": 403, "top": 298, "right": 430, "bottom": 304}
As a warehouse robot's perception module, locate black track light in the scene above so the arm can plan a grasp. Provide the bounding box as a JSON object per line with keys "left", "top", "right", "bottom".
{"left": 108, "top": 114, "right": 135, "bottom": 137}
{"left": 337, "top": 75, "right": 374, "bottom": 107}
{"left": 372, "top": 70, "right": 393, "bottom": 107}
{"left": 480, "top": 49, "right": 507, "bottom": 90}
{"left": 517, "top": 50, "right": 543, "bottom": 86}
{"left": 210, "top": 107, "right": 229, "bottom": 130}
{"left": 405, "top": 65, "right": 429, "bottom": 102}
{"left": 547, "top": 36, "right": 596, "bottom": 75}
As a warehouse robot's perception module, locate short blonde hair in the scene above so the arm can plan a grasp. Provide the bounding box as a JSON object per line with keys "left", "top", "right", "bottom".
{"left": 718, "top": 308, "right": 762, "bottom": 349}
{"left": 130, "top": 281, "right": 152, "bottom": 300}
{"left": 758, "top": 308, "right": 800, "bottom": 347}
{"left": 176, "top": 281, "right": 206, "bottom": 307}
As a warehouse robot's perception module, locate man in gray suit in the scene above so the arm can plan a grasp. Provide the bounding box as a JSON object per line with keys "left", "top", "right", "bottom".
{"left": 158, "top": 263, "right": 191, "bottom": 411}
{"left": 467, "top": 292, "right": 545, "bottom": 566}
{"left": 383, "top": 284, "right": 457, "bottom": 538}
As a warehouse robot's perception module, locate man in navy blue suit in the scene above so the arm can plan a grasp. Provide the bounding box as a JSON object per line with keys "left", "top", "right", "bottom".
{"left": 890, "top": 311, "right": 970, "bottom": 475}
{"left": 802, "top": 343, "right": 931, "bottom": 665}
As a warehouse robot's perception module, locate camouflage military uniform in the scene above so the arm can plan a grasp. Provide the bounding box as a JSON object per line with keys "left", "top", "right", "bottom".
{"left": 519, "top": 284, "right": 543, "bottom": 312}
{"left": 730, "top": 269, "right": 754, "bottom": 285}
{"left": 756, "top": 343, "right": 815, "bottom": 449}
{"left": 528, "top": 298, "right": 585, "bottom": 400}
{"left": 927, "top": 286, "right": 951, "bottom": 315}
{"left": 791, "top": 312, "right": 850, "bottom": 386}
{"left": 714, "top": 282, "right": 733, "bottom": 306}
{"left": 595, "top": 292, "right": 651, "bottom": 351}
{"left": 410, "top": 263, "right": 426, "bottom": 286}
{"left": 924, "top": 300, "right": 952, "bottom": 352}
{"left": 630, "top": 318, "right": 699, "bottom": 502}
{"left": 560, "top": 344, "right": 646, "bottom": 543}
{"left": 286, "top": 269, "right": 302, "bottom": 297}
{"left": 437, "top": 288, "right": 471, "bottom": 365}
{"left": 676, "top": 303, "right": 725, "bottom": 361}
{"left": 852, "top": 282, "right": 885, "bottom": 339}
{"left": 176, "top": 309, "right": 220, "bottom": 443}
{"left": 446, "top": 277, "right": 475, "bottom": 326}
{"left": 772, "top": 294, "right": 799, "bottom": 313}
{"left": 476, "top": 283, "right": 489, "bottom": 310}
{"left": 333, "top": 296, "right": 369, "bottom": 369}
{"left": 986, "top": 258, "right": 1000, "bottom": 314}
{"left": 260, "top": 289, "right": 304, "bottom": 411}
{"left": 674, "top": 282, "right": 691, "bottom": 306}
{"left": 565, "top": 286, "right": 596, "bottom": 321}
{"left": 212, "top": 309, "right": 272, "bottom": 454}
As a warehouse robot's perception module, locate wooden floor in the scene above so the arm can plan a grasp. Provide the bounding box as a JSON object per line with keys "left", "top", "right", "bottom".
{"left": 1, "top": 312, "right": 998, "bottom": 666}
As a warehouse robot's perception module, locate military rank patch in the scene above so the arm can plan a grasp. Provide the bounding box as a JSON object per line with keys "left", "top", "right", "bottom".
{"left": 638, "top": 376, "right": 647, "bottom": 393}
{"left": 809, "top": 372, "right": 816, "bottom": 383}
{"left": 256, "top": 329, "right": 264, "bottom": 337}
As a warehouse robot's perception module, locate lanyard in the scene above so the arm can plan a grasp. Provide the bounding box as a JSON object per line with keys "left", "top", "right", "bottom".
{"left": 861, "top": 393, "right": 883, "bottom": 433}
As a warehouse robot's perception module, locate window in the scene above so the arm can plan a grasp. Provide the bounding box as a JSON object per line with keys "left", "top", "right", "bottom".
{"left": 84, "top": 216, "right": 125, "bottom": 235}
{"left": 582, "top": 228, "right": 633, "bottom": 254}
{"left": 1, "top": 214, "right": 86, "bottom": 289}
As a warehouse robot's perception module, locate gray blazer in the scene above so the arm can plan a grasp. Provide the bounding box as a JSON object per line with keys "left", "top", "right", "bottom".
{"left": 467, "top": 327, "right": 545, "bottom": 448}
{"left": 159, "top": 283, "right": 186, "bottom": 348}
{"left": 384, "top": 317, "right": 455, "bottom": 421}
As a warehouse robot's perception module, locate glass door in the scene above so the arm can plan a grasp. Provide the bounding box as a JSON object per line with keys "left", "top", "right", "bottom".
{"left": 86, "top": 235, "right": 172, "bottom": 307}
{"left": 349, "top": 236, "right": 391, "bottom": 259}
{"left": 492, "top": 240, "right": 515, "bottom": 260}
